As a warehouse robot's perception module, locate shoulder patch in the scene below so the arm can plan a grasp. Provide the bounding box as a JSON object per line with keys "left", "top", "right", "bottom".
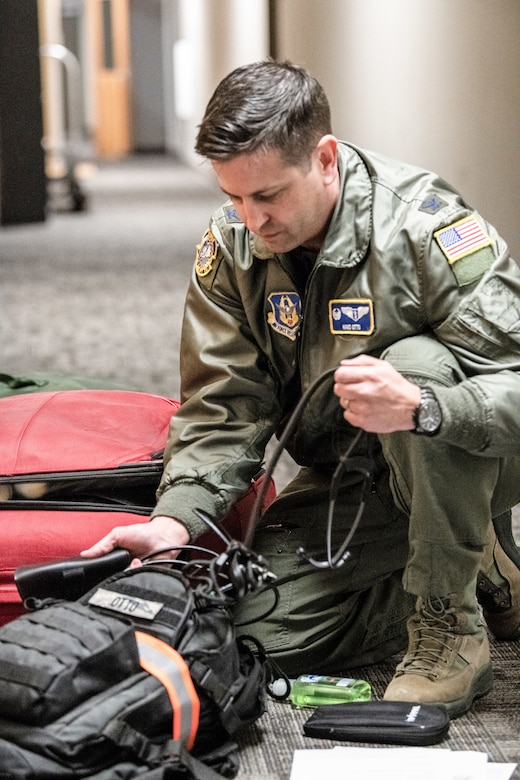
{"left": 434, "top": 216, "right": 494, "bottom": 286}
{"left": 434, "top": 216, "right": 492, "bottom": 264}
{"left": 195, "top": 230, "right": 219, "bottom": 277}
{"left": 418, "top": 194, "right": 448, "bottom": 215}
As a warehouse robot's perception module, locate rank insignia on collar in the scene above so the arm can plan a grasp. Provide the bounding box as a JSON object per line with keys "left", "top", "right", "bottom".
{"left": 419, "top": 194, "right": 448, "bottom": 215}
{"left": 224, "top": 205, "right": 241, "bottom": 223}
{"left": 329, "top": 299, "right": 374, "bottom": 335}
{"left": 267, "top": 292, "right": 301, "bottom": 341}
{"left": 195, "top": 229, "right": 219, "bottom": 277}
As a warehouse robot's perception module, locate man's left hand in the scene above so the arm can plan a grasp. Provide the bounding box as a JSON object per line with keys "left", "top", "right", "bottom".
{"left": 333, "top": 355, "right": 421, "bottom": 433}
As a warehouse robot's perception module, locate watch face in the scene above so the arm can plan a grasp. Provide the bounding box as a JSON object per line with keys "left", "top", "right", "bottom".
{"left": 418, "top": 398, "right": 442, "bottom": 432}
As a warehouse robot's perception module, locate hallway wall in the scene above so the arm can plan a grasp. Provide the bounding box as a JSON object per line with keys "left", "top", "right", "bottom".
{"left": 32, "top": 0, "right": 520, "bottom": 257}
{"left": 173, "top": 0, "right": 270, "bottom": 167}
{"left": 275, "top": 0, "right": 520, "bottom": 258}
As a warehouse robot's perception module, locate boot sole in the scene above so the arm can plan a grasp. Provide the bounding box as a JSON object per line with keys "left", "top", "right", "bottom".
{"left": 427, "top": 662, "right": 494, "bottom": 720}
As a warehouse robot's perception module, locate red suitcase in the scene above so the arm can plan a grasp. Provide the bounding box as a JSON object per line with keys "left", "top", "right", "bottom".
{"left": 0, "top": 389, "right": 275, "bottom": 624}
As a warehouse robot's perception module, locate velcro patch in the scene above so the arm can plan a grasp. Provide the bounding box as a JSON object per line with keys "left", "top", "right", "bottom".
{"left": 89, "top": 587, "right": 163, "bottom": 620}
{"left": 435, "top": 216, "right": 492, "bottom": 264}
{"left": 329, "top": 300, "right": 374, "bottom": 335}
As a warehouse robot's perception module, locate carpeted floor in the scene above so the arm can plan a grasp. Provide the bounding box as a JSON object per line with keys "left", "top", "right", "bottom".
{"left": 235, "top": 642, "right": 520, "bottom": 778}
{"left": 1, "top": 155, "right": 519, "bottom": 778}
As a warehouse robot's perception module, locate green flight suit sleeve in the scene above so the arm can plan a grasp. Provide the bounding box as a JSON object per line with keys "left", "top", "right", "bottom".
{"left": 425, "top": 216, "right": 520, "bottom": 456}
{"left": 152, "top": 222, "right": 284, "bottom": 539}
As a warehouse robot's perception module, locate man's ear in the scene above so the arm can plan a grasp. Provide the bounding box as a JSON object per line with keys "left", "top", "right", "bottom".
{"left": 315, "top": 134, "right": 338, "bottom": 183}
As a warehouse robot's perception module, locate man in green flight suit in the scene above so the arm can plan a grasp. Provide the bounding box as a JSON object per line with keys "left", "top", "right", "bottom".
{"left": 83, "top": 60, "right": 520, "bottom": 718}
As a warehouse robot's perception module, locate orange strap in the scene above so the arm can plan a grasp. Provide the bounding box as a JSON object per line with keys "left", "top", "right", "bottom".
{"left": 135, "top": 630, "right": 200, "bottom": 750}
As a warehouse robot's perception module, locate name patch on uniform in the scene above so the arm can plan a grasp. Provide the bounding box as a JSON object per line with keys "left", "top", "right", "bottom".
{"left": 329, "top": 299, "right": 374, "bottom": 335}
{"left": 195, "top": 229, "right": 219, "bottom": 277}
{"left": 435, "top": 216, "right": 492, "bottom": 264}
{"left": 267, "top": 292, "right": 301, "bottom": 341}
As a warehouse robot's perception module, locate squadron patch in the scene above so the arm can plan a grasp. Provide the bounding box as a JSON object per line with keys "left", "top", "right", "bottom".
{"left": 267, "top": 292, "right": 301, "bottom": 341}
{"left": 195, "top": 229, "right": 218, "bottom": 277}
{"left": 329, "top": 299, "right": 374, "bottom": 335}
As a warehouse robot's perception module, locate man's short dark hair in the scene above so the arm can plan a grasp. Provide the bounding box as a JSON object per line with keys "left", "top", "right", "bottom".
{"left": 195, "top": 60, "right": 332, "bottom": 168}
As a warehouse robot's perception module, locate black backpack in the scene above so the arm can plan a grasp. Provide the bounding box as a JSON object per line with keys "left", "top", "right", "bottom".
{"left": 0, "top": 549, "right": 273, "bottom": 779}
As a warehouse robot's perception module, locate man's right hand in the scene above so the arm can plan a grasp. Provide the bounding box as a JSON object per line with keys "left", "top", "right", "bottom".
{"left": 80, "top": 515, "right": 190, "bottom": 565}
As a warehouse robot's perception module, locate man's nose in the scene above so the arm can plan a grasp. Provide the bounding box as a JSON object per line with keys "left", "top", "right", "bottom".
{"left": 241, "top": 200, "right": 269, "bottom": 233}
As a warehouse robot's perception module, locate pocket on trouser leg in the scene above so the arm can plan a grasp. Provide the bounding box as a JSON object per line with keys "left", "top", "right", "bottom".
{"left": 232, "top": 521, "right": 306, "bottom": 648}
{"left": 232, "top": 522, "right": 412, "bottom": 675}
{"left": 233, "top": 519, "right": 361, "bottom": 651}
{"left": 235, "top": 569, "right": 413, "bottom": 676}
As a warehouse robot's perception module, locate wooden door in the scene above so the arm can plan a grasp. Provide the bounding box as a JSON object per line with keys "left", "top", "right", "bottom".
{"left": 88, "top": 0, "right": 131, "bottom": 157}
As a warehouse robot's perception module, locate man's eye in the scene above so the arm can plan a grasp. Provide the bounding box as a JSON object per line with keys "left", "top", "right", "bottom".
{"left": 257, "top": 192, "right": 279, "bottom": 203}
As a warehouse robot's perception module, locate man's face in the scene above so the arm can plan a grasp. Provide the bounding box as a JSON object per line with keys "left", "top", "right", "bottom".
{"left": 211, "top": 138, "right": 339, "bottom": 253}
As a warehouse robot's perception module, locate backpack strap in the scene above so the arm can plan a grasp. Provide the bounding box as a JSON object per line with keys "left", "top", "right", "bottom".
{"left": 135, "top": 631, "right": 200, "bottom": 751}
{"left": 137, "top": 745, "right": 231, "bottom": 780}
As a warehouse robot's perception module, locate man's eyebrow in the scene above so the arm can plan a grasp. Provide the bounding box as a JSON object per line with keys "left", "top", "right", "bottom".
{"left": 220, "top": 185, "right": 282, "bottom": 200}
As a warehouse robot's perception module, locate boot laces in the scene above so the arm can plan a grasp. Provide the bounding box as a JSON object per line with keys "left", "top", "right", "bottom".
{"left": 401, "top": 596, "right": 458, "bottom": 680}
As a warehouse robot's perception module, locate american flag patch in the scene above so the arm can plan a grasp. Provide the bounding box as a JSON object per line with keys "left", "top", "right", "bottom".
{"left": 435, "top": 216, "right": 492, "bottom": 264}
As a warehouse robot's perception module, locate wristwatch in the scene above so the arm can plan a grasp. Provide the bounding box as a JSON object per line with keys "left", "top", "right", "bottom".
{"left": 413, "top": 387, "right": 442, "bottom": 435}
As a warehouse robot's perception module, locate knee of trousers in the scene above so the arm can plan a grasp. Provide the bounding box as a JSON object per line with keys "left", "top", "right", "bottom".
{"left": 380, "top": 334, "right": 466, "bottom": 388}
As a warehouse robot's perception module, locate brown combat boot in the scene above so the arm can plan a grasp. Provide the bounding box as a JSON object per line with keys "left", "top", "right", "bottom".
{"left": 477, "top": 512, "right": 520, "bottom": 641}
{"left": 384, "top": 594, "right": 493, "bottom": 719}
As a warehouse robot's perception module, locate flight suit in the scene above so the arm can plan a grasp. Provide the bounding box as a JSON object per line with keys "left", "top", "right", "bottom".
{"left": 153, "top": 142, "right": 520, "bottom": 669}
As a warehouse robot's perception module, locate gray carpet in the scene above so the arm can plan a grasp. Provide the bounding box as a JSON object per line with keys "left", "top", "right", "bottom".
{"left": 2, "top": 156, "right": 519, "bottom": 778}
{"left": 236, "top": 642, "right": 520, "bottom": 778}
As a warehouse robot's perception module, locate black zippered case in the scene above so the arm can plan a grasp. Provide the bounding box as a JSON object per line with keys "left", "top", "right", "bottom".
{"left": 303, "top": 701, "right": 450, "bottom": 746}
